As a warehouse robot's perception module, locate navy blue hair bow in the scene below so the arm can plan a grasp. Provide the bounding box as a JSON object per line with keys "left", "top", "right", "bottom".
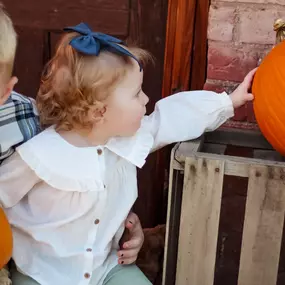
{"left": 63, "top": 23, "right": 142, "bottom": 71}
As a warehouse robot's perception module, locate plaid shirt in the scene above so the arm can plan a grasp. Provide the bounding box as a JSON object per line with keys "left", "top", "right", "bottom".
{"left": 0, "top": 91, "right": 40, "bottom": 162}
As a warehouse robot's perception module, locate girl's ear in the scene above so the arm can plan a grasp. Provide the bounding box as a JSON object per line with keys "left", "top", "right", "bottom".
{"left": 99, "top": 105, "right": 107, "bottom": 117}
{"left": 90, "top": 102, "right": 107, "bottom": 124}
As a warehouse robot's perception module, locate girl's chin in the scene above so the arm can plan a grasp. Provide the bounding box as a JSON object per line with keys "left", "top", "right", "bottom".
{"left": 127, "top": 122, "right": 142, "bottom": 136}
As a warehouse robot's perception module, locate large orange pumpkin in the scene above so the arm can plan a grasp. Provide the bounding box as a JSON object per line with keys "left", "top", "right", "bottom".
{"left": 0, "top": 208, "right": 13, "bottom": 268}
{"left": 253, "top": 39, "right": 285, "bottom": 155}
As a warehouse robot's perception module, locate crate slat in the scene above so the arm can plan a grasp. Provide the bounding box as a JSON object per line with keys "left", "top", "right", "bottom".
{"left": 238, "top": 165, "right": 285, "bottom": 285}
{"left": 174, "top": 147, "right": 285, "bottom": 177}
{"left": 202, "top": 143, "right": 227, "bottom": 155}
{"left": 253, "top": 149, "right": 285, "bottom": 162}
{"left": 163, "top": 139, "right": 203, "bottom": 285}
{"left": 205, "top": 128, "right": 272, "bottom": 150}
{"left": 176, "top": 157, "right": 224, "bottom": 285}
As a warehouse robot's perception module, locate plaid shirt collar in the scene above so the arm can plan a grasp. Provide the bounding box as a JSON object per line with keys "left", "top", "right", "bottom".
{"left": 0, "top": 91, "right": 40, "bottom": 162}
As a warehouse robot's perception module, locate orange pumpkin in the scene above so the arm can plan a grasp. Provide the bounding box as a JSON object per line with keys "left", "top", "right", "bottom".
{"left": 253, "top": 39, "right": 285, "bottom": 155}
{"left": 0, "top": 208, "right": 13, "bottom": 268}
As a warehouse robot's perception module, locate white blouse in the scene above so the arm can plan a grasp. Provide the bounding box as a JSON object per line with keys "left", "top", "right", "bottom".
{"left": 0, "top": 91, "right": 233, "bottom": 285}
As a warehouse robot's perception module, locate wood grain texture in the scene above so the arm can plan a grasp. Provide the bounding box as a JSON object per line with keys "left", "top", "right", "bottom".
{"left": 205, "top": 128, "right": 272, "bottom": 150}
{"left": 5, "top": 0, "right": 129, "bottom": 10}
{"left": 174, "top": 141, "right": 285, "bottom": 176}
{"left": 162, "top": 140, "right": 202, "bottom": 285}
{"left": 13, "top": 27, "right": 45, "bottom": 97}
{"left": 5, "top": 0, "right": 129, "bottom": 34}
{"left": 162, "top": 0, "right": 197, "bottom": 97}
{"left": 190, "top": 0, "right": 210, "bottom": 90}
{"left": 162, "top": 0, "right": 210, "bottom": 95}
{"left": 162, "top": 156, "right": 185, "bottom": 285}
{"left": 238, "top": 165, "right": 285, "bottom": 285}
{"left": 127, "top": 0, "right": 169, "bottom": 228}
{"left": 176, "top": 157, "right": 224, "bottom": 285}
{"left": 162, "top": 0, "right": 179, "bottom": 97}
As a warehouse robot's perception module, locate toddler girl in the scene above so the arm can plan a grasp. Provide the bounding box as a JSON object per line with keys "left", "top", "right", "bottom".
{"left": 0, "top": 23, "right": 255, "bottom": 285}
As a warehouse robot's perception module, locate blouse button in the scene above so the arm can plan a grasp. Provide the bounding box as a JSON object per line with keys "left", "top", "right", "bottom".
{"left": 84, "top": 273, "right": 90, "bottom": 279}
{"left": 97, "top": 149, "right": 103, "bottom": 155}
{"left": 94, "top": 219, "right": 100, "bottom": 225}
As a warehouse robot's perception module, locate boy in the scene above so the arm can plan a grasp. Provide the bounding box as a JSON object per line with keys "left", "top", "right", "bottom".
{"left": 0, "top": 3, "right": 40, "bottom": 164}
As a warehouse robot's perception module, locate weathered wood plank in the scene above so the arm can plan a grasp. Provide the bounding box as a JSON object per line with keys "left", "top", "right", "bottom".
{"left": 205, "top": 128, "right": 273, "bottom": 150}
{"left": 163, "top": 148, "right": 185, "bottom": 285}
{"left": 172, "top": 139, "right": 203, "bottom": 171}
{"left": 174, "top": 137, "right": 203, "bottom": 158}
{"left": 253, "top": 149, "right": 285, "bottom": 162}
{"left": 163, "top": 149, "right": 176, "bottom": 285}
{"left": 5, "top": 1, "right": 129, "bottom": 34}
{"left": 163, "top": 131, "right": 203, "bottom": 285}
{"left": 161, "top": 0, "right": 179, "bottom": 97}
{"left": 190, "top": 0, "right": 210, "bottom": 90}
{"left": 176, "top": 157, "right": 224, "bottom": 285}
{"left": 6, "top": 0, "right": 129, "bottom": 11}
{"left": 202, "top": 143, "right": 227, "bottom": 155}
{"left": 174, "top": 142, "right": 285, "bottom": 176}
{"left": 162, "top": 0, "right": 197, "bottom": 97}
{"left": 238, "top": 165, "right": 285, "bottom": 285}
{"left": 131, "top": 0, "right": 169, "bottom": 228}
{"left": 13, "top": 27, "right": 45, "bottom": 97}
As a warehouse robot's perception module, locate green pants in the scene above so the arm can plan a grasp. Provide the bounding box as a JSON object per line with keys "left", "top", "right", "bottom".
{"left": 11, "top": 263, "right": 152, "bottom": 285}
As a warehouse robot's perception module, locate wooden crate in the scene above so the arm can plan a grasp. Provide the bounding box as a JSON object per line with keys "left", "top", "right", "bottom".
{"left": 162, "top": 128, "right": 285, "bottom": 285}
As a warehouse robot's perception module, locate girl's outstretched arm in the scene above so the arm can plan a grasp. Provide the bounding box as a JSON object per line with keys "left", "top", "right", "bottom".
{"left": 143, "top": 69, "right": 256, "bottom": 152}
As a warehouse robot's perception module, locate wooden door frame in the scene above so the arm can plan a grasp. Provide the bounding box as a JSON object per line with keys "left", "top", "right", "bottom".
{"left": 160, "top": 0, "right": 210, "bottom": 284}
{"left": 162, "top": 0, "right": 210, "bottom": 97}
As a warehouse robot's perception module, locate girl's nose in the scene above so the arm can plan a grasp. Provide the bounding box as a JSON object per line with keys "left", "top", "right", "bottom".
{"left": 142, "top": 92, "right": 149, "bottom": 105}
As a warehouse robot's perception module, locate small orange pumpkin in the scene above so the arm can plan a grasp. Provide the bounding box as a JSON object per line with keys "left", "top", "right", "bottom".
{"left": 0, "top": 208, "right": 13, "bottom": 269}
{"left": 253, "top": 21, "right": 285, "bottom": 155}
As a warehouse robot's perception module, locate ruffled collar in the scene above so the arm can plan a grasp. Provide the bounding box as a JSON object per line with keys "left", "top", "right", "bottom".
{"left": 16, "top": 126, "right": 154, "bottom": 192}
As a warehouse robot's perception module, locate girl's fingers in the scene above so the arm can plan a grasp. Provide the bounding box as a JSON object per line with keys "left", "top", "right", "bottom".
{"left": 122, "top": 237, "right": 142, "bottom": 250}
{"left": 243, "top": 68, "right": 258, "bottom": 88}
{"left": 246, "top": 93, "right": 254, "bottom": 101}
{"left": 117, "top": 248, "right": 137, "bottom": 259}
{"left": 118, "top": 256, "right": 137, "bottom": 265}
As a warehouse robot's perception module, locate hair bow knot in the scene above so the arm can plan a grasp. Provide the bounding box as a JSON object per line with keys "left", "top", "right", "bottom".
{"left": 64, "top": 23, "right": 142, "bottom": 70}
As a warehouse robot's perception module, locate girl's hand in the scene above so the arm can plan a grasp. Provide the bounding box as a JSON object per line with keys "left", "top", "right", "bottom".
{"left": 229, "top": 68, "right": 257, "bottom": 109}
{"left": 118, "top": 212, "right": 144, "bottom": 265}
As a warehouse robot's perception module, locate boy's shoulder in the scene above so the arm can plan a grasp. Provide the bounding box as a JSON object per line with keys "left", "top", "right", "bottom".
{"left": 10, "top": 90, "right": 34, "bottom": 101}
{"left": 6, "top": 91, "right": 38, "bottom": 113}
{"left": 0, "top": 91, "right": 40, "bottom": 162}
{"left": 0, "top": 91, "right": 39, "bottom": 123}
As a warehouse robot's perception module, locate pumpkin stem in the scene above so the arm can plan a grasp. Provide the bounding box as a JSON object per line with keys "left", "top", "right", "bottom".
{"left": 274, "top": 19, "right": 285, "bottom": 44}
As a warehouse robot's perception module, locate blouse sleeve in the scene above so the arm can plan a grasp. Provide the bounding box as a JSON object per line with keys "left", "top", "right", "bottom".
{"left": 142, "top": 90, "right": 234, "bottom": 152}
{"left": 0, "top": 152, "right": 40, "bottom": 208}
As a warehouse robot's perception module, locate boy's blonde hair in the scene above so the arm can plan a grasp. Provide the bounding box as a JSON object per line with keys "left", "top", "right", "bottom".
{"left": 37, "top": 32, "right": 153, "bottom": 131}
{"left": 0, "top": 3, "right": 17, "bottom": 85}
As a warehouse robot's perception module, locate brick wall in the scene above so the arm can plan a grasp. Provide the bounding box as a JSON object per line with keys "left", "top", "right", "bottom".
{"left": 204, "top": 0, "right": 285, "bottom": 127}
